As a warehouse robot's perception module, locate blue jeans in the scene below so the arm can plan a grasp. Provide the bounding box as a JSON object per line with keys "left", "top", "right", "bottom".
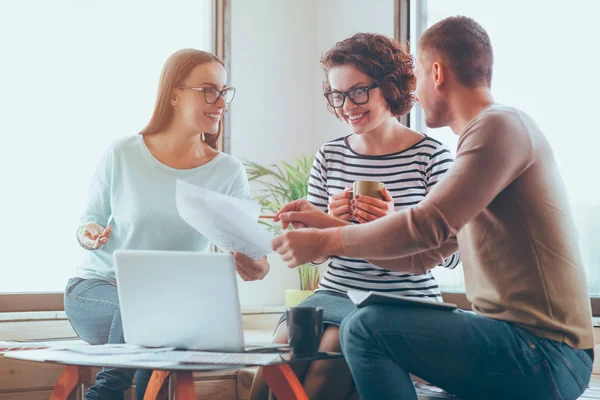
{"left": 340, "top": 305, "right": 593, "bottom": 400}
{"left": 64, "top": 278, "right": 153, "bottom": 400}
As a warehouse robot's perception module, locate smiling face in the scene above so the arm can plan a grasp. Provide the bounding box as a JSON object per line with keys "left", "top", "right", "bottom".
{"left": 327, "top": 64, "right": 392, "bottom": 135}
{"left": 172, "top": 61, "right": 228, "bottom": 134}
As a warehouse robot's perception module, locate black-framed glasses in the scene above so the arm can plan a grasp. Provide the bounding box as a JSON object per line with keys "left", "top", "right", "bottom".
{"left": 177, "top": 86, "right": 236, "bottom": 104}
{"left": 323, "top": 83, "right": 379, "bottom": 108}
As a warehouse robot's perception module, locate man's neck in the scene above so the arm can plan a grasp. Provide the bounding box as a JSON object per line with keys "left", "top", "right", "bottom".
{"left": 447, "top": 86, "right": 494, "bottom": 135}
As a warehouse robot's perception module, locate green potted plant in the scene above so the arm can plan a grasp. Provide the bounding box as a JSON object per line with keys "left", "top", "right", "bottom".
{"left": 244, "top": 156, "right": 320, "bottom": 307}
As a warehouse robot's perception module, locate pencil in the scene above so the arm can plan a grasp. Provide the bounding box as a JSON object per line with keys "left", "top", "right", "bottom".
{"left": 94, "top": 215, "right": 114, "bottom": 249}
{"left": 258, "top": 215, "right": 277, "bottom": 219}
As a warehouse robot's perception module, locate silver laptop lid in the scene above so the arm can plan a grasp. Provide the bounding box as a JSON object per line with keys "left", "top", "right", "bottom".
{"left": 114, "top": 250, "right": 244, "bottom": 352}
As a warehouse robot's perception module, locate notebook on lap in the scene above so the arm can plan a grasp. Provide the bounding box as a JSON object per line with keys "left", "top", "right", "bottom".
{"left": 347, "top": 290, "right": 457, "bottom": 311}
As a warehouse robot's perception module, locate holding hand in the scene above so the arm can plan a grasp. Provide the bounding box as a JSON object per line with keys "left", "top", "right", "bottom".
{"left": 272, "top": 228, "right": 331, "bottom": 268}
{"left": 352, "top": 188, "right": 395, "bottom": 223}
{"left": 232, "top": 252, "right": 270, "bottom": 281}
{"left": 274, "top": 199, "right": 345, "bottom": 230}
{"left": 78, "top": 222, "right": 112, "bottom": 250}
{"left": 328, "top": 187, "right": 353, "bottom": 221}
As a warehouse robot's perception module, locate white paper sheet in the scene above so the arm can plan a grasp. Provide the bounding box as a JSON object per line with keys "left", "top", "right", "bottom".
{"left": 0, "top": 341, "right": 64, "bottom": 352}
{"left": 131, "top": 350, "right": 282, "bottom": 365}
{"left": 176, "top": 180, "right": 273, "bottom": 259}
{"left": 63, "top": 343, "right": 175, "bottom": 355}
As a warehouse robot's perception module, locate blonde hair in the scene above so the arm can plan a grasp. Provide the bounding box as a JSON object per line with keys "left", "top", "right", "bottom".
{"left": 140, "top": 49, "right": 224, "bottom": 150}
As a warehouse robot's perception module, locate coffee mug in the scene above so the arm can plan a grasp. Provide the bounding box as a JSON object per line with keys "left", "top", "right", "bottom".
{"left": 353, "top": 180, "right": 384, "bottom": 199}
{"left": 286, "top": 307, "right": 324, "bottom": 356}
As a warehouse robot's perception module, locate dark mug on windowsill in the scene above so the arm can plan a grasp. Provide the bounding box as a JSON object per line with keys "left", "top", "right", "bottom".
{"left": 286, "top": 307, "right": 324, "bottom": 357}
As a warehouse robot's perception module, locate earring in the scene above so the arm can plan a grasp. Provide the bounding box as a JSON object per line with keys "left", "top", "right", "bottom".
{"left": 201, "top": 132, "right": 206, "bottom": 141}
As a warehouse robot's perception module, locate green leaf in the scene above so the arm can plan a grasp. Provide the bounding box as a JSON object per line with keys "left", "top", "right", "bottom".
{"left": 244, "top": 156, "right": 320, "bottom": 289}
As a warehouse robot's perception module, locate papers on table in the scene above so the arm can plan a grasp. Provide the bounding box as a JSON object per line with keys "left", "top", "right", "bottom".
{"left": 130, "top": 350, "right": 282, "bottom": 365}
{"left": 0, "top": 341, "right": 51, "bottom": 353}
{"left": 176, "top": 180, "right": 273, "bottom": 259}
{"left": 0, "top": 340, "right": 87, "bottom": 353}
{"left": 64, "top": 343, "right": 175, "bottom": 355}
{"left": 5, "top": 344, "right": 283, "bottom": 368}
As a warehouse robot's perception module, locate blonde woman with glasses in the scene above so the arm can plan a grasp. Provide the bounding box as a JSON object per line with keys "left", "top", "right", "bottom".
{"left": 64, "top": 49, "right": 270, "bottom": 400}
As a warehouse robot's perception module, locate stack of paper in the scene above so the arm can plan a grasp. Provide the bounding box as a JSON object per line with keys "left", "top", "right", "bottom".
{"left": 0, "top": 341, "right": 51, "bottom": 353}
{"left": 131, "top": 350, "right": 281, "bottom": 366}
{"left": 0, "top": 340, "right": 88, "bottom": 353}
{"left": 63, "top": 343, "right": 175, "bottom": 355}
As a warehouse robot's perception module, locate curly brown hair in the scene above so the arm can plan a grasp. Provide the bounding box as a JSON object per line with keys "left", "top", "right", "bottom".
{"left": 321, "top": 33, "right": 416, "bottom": 117}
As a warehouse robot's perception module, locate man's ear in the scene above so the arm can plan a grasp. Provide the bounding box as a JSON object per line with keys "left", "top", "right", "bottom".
{"left": 432, "top": 61, "right": 445, "bottom": 91}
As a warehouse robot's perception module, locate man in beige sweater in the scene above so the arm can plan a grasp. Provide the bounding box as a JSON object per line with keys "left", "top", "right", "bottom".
{"left": 272, "top": 16, "right": 594, "bottom": 400}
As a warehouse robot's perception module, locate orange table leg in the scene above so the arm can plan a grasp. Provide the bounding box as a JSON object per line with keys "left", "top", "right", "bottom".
{"left": 144, "top": 370, "right": 171, "bottom": 400}
{"left": 262, "top": 364, "right": 308, "bottom": 400}
{"left": 174, "top": 371, "right": 196, "bottom": 399}
{"left": 50, "top": 365, "right": 89, "bottom": 400}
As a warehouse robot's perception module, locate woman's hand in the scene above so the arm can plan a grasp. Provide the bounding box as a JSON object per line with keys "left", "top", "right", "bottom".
{"left": 328, "top": 187, "right": 353, "bottom": 221}
{"left": 233, "top": 253, "right": 270, "bottom": 281}
{"left": 78, "top": 222, "right": 112, "bottom": 250}
{"left": 352, "top": 188, "right": 395, "bottom": 223}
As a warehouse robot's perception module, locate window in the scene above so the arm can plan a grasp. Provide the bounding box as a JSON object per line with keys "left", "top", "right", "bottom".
{"left": 0, "top": 0, "right": 214, "bottom": 292}
{"left": 409, "top": 0, "right": 600, "bottom": 295}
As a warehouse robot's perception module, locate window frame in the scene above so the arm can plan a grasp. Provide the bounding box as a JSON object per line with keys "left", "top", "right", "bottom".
{"left": 3, "top": 1, "right": 597, "bottom": 317}
{"left": 396, "top": 0, "right": 599, "bottom": 315}
{"left": 0, "top": 0, "right": 230, "bottom": 308}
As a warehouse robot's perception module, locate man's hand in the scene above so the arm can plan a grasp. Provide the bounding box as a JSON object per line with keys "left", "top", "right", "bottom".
{"left": 272, "top": 227, "right": 344, "bottom": 268}
{"left": 275, "top": 199, "right": 349, "bottom": 230}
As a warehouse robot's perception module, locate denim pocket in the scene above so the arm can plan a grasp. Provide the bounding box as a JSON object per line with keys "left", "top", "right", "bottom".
{"left": 67, "top": 278, "right": 115, "bottom": 298}
{"left": 65, "top": 277, "right": 84, "bottom": 294}
{"left": 512, "top": 326, "right": 541, "bottom": 352}
{"left": 574, "top": 348, "right": 594, "bottom": 370}
{"left": 541, "top": 340, "right": 592, "bottom": 393}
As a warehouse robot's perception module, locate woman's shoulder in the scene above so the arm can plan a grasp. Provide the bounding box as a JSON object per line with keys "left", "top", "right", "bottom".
{"left": 91, "top": 135, "right": 141, "bottom": 168}
{"left": 316, "top": 135, "right": 351, "bottom": 158}
{"left": 212, "top": 151, "right": 246, "bottom": 174}
{"left": 407, "top": 131, "right": 450, "bottom": 154}
{"left": 321, "top": 135, "right": 348, "bottom": 150}
{"left": 104, "top": 134, "right": 144, "bottom": 155}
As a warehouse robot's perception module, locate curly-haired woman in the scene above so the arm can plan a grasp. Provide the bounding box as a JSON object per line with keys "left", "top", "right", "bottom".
{"left": 249, "top": 33, "right": 460, "bottom": 400}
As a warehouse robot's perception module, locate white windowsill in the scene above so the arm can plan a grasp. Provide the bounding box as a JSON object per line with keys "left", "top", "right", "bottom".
{"left": 0, "top": 306, "right": 286, "bottom": 322}
{"left": 1, "top": 311, "right": 598, "bottom": 328}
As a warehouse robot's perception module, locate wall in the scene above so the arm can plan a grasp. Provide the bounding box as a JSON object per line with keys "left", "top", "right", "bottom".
{"left": 230, "top": 0, "right": 320, "bottom": 306}
{"left": 314, "top": 0, "right": 395, "bottom": 145}
{"left": 230, "top": 0, "right": 394, "bottom": 306}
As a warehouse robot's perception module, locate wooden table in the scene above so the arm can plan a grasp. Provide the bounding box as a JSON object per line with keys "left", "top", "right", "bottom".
{"left": 4, "top": 348, "right": 342, "bottom": 400}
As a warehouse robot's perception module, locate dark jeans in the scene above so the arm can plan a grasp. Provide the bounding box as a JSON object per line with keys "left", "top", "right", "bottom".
{"left": 340, "top": 305, "right": 593, "bottom": 400}
{"left": 64, "top": 278, "right": 153, "bottom": 400}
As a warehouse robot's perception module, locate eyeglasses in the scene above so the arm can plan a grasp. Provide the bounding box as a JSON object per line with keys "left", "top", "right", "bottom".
{"left": 323, "top": 83, "right": 379, "bottom": 108}
{"left": 177, "top": 86, "right": 236, "bottom": 104}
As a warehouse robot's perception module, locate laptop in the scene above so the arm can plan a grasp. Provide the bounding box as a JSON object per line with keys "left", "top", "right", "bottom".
{"left": 114, "top": 250, "right": 247, "bottom": 352}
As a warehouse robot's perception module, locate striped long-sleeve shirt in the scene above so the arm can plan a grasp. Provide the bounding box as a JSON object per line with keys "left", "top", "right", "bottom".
{"left": 308, "top": 135, "right": 460, "bottom": 300}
